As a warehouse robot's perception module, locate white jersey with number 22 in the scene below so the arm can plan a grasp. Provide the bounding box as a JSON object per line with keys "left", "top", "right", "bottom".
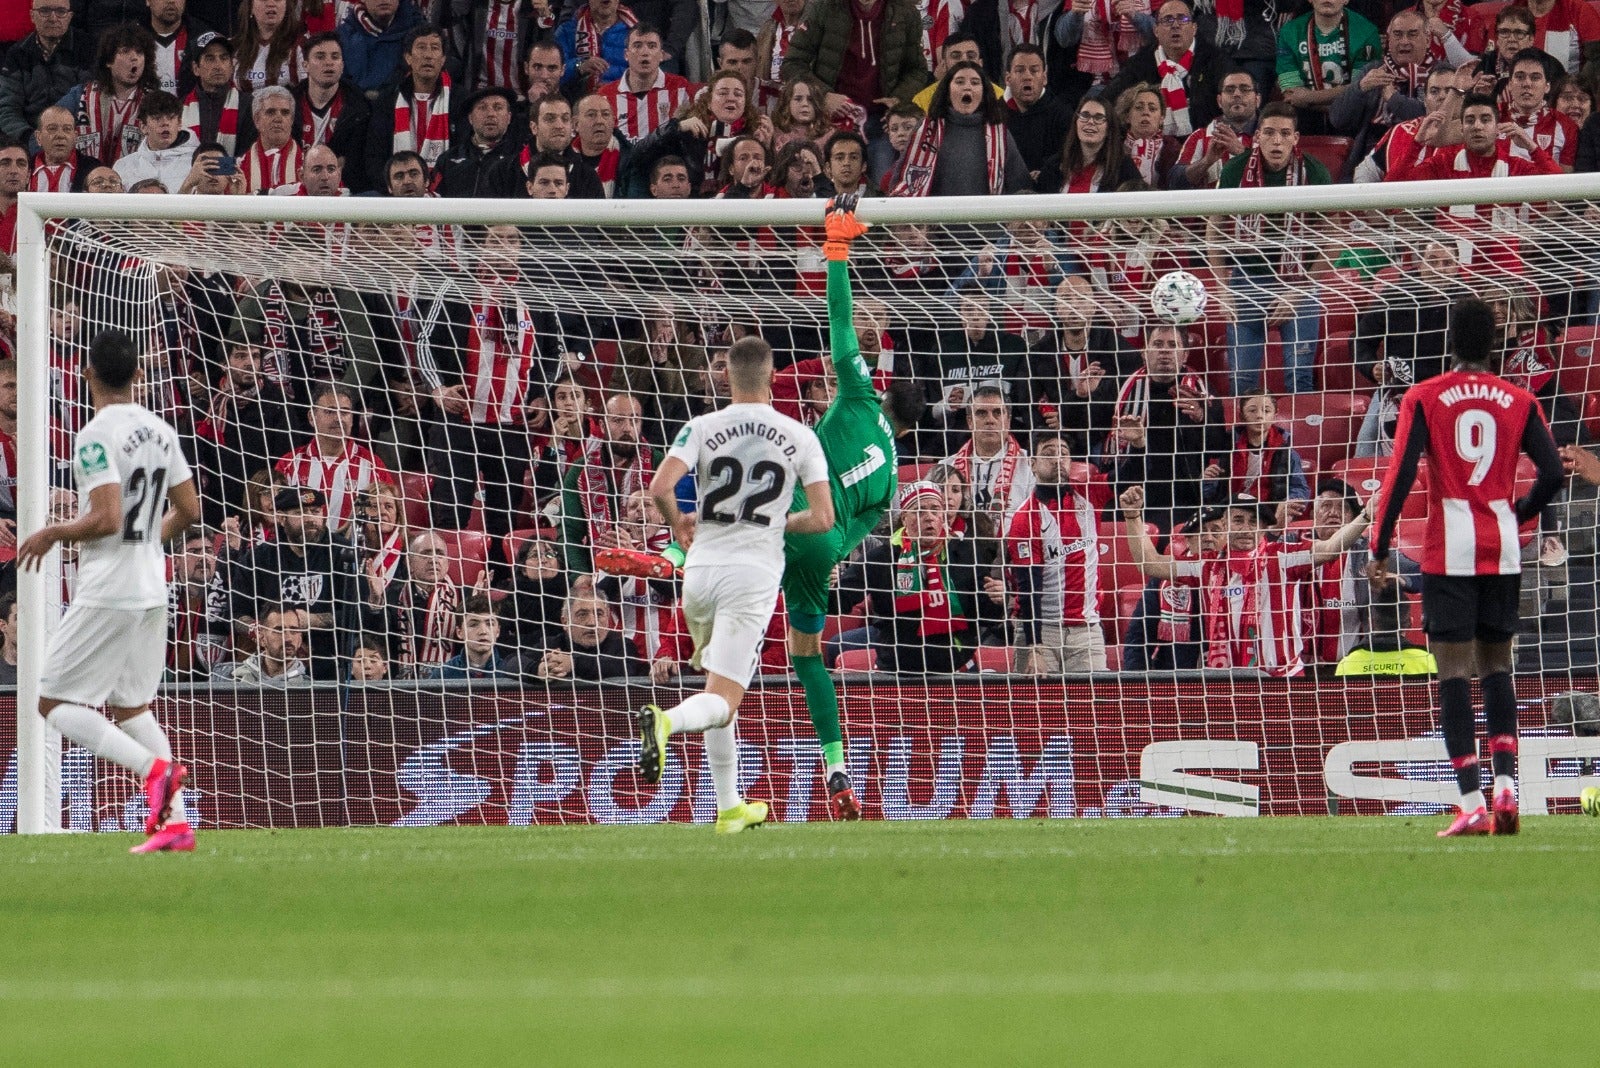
{"left": 70, "top": 403, "right": 194, "bottom": 610}
{"left": 668, "top": 402, "right": 827, "bottom": 570}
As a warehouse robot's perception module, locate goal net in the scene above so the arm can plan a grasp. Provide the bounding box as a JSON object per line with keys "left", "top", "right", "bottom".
{"left": 8, "top": 181, "right": 1600, "bottom": 834}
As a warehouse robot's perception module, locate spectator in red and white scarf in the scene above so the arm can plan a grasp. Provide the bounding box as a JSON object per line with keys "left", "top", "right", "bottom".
{"left": 239, "top": 84, "right": 303, "bottom": 190}
{"left": 292, "top": 31, "right": 372, "bottom": 191}
{"left": 626, "top": 68, "right": 769, "bottom": 196}
{"left": 1171, "top": 64, "right": 1257, "bottom": 188}
{"left": 1104, "top": 0, "right": 1232, "bottom": 139}
{"left": 756, "top": 0, "right": 810, "bottom": 91}
{"left": 361, "top": 529, "right": 462, "bottom": 678}
{"left": 889, "top": 59, "right": 1030, "bottom": 195}
{"left": 147, "top": 0, "right": 212, "bottom": 97}
{"left": 167, "top": 527, "right": 232, "bottom": 678}
{"left": 180, "top": 31, "right": 250, "bottom": 154}
{"left": 1114, "top": 81, "right": 1167, "bottom": 183}
{"left": 276, "top": 383, "right": 396, "bottom": 535}
{"left": 564, "top": 392, "right": 658, "bottom": 563}
{"left": 361, "top": 24, "right": 455, "bottom": 187}
{"left": 1328, "top": 9, "right": 1434, "bottom": 180}
{"left": 556, "top": 0, "right": 636, "bottom": 95}
{"left": 573, "top": 91, "right": 629, "bottom": 196}
{"left": 942, "top": 383, "right": 1037, "bottom": 524}
{"left": 113, "top": 88, "right": 197, "bottom": 191}
{"left": 1351, "top": 62, "right": 1461, "bottom": 181}
{"left": 353, "top": 480, "right": 409, "bottom": 590}
{"left": 1207, "top": 389, "right": 1311, "bottom": 520}
{"left": 28, "top": 104, "right": 99, "bottom": 191}
{"left": 58, "top": 20, "right": 158, "bottom": 165}
{"left": 1499, "top": 48, "right": 1578, "bottom": 169}
{"left": 336, "top": 0, "right": 425, "bottom": 93}
{"left": 600, "top": 23, "right": 697, "bottom": 140}
{"left": 438, "top": 85, "right": 524, "bottom": 198}
{"left": 235, "top": 0, "right": 306, "bottom": 91}
{"left": 1037, "top": 94, "right": 1139, "bottom": 194}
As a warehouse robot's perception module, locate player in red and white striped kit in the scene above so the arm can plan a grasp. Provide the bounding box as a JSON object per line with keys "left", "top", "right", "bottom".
{"left": 1004, "top": 434, "right": 1105, "bottom": 673}
{"left": 1371, "top": 297, "right": 1565, "bottom": 838}
{"left": 275, "top": 383, "right": 395, "bottom": 535}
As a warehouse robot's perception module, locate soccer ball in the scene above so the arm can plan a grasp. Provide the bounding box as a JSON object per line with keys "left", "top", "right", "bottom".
{"left": 1582, "top": 786, "right": 1600, "bottom": 816}
{"left": 1150, "top": 270, "right": 1208, "bottom": 325}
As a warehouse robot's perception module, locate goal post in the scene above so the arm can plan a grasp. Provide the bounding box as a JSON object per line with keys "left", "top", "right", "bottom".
{"left": 12, "top": 174, "right": 1600, "bottom": 835}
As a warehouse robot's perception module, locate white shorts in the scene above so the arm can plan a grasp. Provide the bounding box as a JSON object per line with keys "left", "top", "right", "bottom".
{"left": 682, "top": 563, "right": 780, "bottom": 690}
{"left": 39, "top": 603, "right": 168, "bottom": 709}
{"left": 1033, "top": 622, "right": 1108, "bottom": 674}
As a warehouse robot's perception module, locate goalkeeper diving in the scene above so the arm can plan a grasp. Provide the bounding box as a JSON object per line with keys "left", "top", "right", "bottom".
{"left": 599, "top": 196, "right": 924, "bottom": 820}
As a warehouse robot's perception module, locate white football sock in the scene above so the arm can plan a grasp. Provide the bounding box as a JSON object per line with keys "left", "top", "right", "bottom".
{"left": 1461, "top": 789, "right": 1487, "bottom": 812}
{"left": 668, "top": 692, "right": 731, "bottom": 734}
{"left": 704, "top": 724, "right": 742, "bottom": 812}
{"left": 46, "top": 704, "right": 155, "bottom": 776}
{"left": 119, "top": 712, "right": 188, "bottom": 826}
{"left": 1494, "top": 775, "right": 1516, "bottom": 797}
{"left": 826, "top": 761, "right": 846, "bottom": 778}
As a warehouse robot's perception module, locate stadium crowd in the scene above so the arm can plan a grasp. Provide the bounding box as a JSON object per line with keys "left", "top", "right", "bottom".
{"left": 0, "top": 0, "right": 1596, "bottom": 684}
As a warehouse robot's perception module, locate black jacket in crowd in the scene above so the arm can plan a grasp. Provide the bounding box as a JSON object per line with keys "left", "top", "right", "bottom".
{"left": 1103, "top": 36, "right": 1231, "bottom": 137}
{"left": 228, "top": 531, "right": 360, "bottom": 680}
{"left": 525, "top": 631, "right": 648, "bottom": 681}
{"left": 1105, "top": 374, "right": 1231, "bottom": 534}
{"left": 0, "top": 29, "right": 93, "bottom": 144}
{"left": 291, "top": 79, "right": 373, "bottom": 192}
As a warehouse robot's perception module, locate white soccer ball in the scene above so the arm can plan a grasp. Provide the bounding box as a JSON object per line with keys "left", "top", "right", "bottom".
{"left": 1149, "top": 270, "right": 1209, "bottom": 325}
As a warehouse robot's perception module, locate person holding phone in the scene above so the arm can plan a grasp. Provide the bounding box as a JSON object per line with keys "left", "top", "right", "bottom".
{"left": 177, "top": 141, "right": 243, "bottom": 193}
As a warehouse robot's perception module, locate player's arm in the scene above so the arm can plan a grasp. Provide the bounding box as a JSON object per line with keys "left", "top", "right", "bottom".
{"left": 1309, "top": 500, "right": 1375, "bottom": 565}
{"left": 159, "top": 477, "right": 202, "bottom": 544}
{"left": 1118, "top": 486, "right": 1178, "bottom": 581}
{"left": 649, "top": 455, "right": 694, "bottom": 548}
{"left": 16, "top": 483, "right": 121, "bottom": 570}
{"left": 786, "top": 480, "right": 835, "bottom": 535}
{"left": 823, "top": 195, "right": 874, "bottom": 397}
{"left": 1516, "top": 407, "right": 1565, "bottom": 523}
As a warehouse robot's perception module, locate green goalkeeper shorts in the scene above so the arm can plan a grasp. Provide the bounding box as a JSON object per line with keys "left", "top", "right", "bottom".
{"left": 782, "top": 526, "right": 848, "bottom": 633}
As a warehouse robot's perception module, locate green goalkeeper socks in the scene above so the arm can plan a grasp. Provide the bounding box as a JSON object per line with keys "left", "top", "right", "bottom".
{"left": 793, "top": 654, "right": 844, "bottom": 768}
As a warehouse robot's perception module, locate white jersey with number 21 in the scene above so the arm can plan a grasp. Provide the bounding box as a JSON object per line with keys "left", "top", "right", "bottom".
{"left": 70, "top": 402, "right": 194, "bottom": 610}
{"left": 668, "top": 402, "right": 827, "bottom": 569}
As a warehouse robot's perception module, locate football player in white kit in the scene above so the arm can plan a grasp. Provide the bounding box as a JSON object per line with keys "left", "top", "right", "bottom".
{"left": 17, "top": 331, "right": 203, "bottom": 853}
{"left": 640, "top": 335, "right": 834, "bottom": 834}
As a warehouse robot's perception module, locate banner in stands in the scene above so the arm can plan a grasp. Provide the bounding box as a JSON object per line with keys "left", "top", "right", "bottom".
{"left": 4, "top": 679, "right": 1599, "bottom": 832}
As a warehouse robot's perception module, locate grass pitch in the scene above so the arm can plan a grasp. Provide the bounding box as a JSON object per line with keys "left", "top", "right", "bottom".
{"left": 1, "top": 817, "right": 1593, "bottom": 1066}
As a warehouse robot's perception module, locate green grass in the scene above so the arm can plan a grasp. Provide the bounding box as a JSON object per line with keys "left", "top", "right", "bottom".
{"left": 1, "top": 818, "right": 1595, "bottom": 1065}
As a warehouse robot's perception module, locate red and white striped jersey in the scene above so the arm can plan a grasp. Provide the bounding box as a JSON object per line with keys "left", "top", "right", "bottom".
{"left": 1380, "top": 370, "right": 1547, "bottom": 576}
{"left": 1500, "top": 104, "right": 1578, "bottom": 167}
{"left": 275, "top": 440, "right": 395, "bottom": 531}
{"left": 1175, "top": 120, "right": 1251, "bottom": 187}
{"left": 1311, "top": 545, "right": 1362, "bottom": 663}
{"left": 465, "top": 296, "right": 540, "bottom": 425}
{"left": 478, "top": 0, "right": 528, "bottom": 91}
{"left": 1174, "top": 552, "right": 1253, "bottom": 669}
{"left": 1244, "top": 538, "right": 1315, "bottom": 678}
{"left": 601, "top": 70, "right": 697, "bottom": 140}
{"left": 1004, "top": 489, "right": 1101, "bottom": 626}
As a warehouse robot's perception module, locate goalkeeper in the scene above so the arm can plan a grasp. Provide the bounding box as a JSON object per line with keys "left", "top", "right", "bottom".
{"left": 786, "top": 195, "right": 925, "bottom": 820}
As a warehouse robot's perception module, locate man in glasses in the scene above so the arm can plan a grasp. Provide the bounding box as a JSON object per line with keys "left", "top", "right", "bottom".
{"left": 0, "top": 0, "right": 94, "bottom": 145}
{"left": 1104, "top": 0, "right": 1232, "bottom": 138}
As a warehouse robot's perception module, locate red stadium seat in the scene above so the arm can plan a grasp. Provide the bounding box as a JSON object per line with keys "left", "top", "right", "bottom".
{"left": 437, "top": 530, "right": 490, "bottom": 589}
{"left": 835, "top": 649, "right": 878, "bottom": 672}
{"left": 1298, "top": 135, "right": 1355, "bottom": 179}
{"left": 1278, "top": 392, "right": 1369, "bottom": 475}
{"left": 397, "top": 471, "right": 433, "bottom": 531}
{"left": 899, "top": 462, "right": 933, "bottom": 485}
{"left": 1098, "top": 521, "right": 1158, "bottom": 594}
{"left": 969, "top": 646, "right": 1015, "bottom": 673}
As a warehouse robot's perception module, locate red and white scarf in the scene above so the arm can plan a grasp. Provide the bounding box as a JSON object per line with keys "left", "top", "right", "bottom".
{"left": 1005, "top": 0, "right": 1038, "bottom": 55}
{"left": 367, "top": 528, "right": 406, "bottom": 584}
{"left": 578, "top": 134, "right": 622, "bottom": 195}
{"left": 240, "top": 138, "right": 305, "bottom": 193}
{"left": 951, "top": 436, "right": 1024, "bottom": 516}
{"left": 1108, "top": 367, "right": 1209, "bottom": 456}
{"left": 182, "top": 86, "right": 240, "bottom": 153}
{"left": 1381, "top": 52, "right": 1434, "bottom": 101}
{"left": 1063, "top": 163, "right": 1106, "bottom": 194}
{"left": 300, "top": 88, "right": 346, "bottom": 146}
{"left": 1192, "top": 0, "right": 1245, "bottom": 49}
{"left": 576, "top": 437, "right": 655, "bottom": 548}
{"left": 75, "top": 81, "right": 143, "bottom": 164}
{"left": 1078, "top": 0, "right": 1143, "bottom": 78}
{"left": 1234, "top": 145, "right": 1308, "bottom": 278}
{"left": 768, "top": 7, "right": 803, "bottom": 81}
{"left": 890, "top": 117, "right": 1006, "bottom": 196}
{"left": 889, "top": 532, "right": 966, "bottom": 638}
{"left": 29, "top": 151, "right": 79, "bottom": 192}
{"left": 575, "top": 3, "right": 637, "bottom": 93}
{"left": 1154, "top": 45, "right": 1194, "bottom": 135}
{"left": 400, "top": 578, "right": 459, "bottom": 670}
{"left": 1229, "top": 424, "right": 1291, "bottom": 500}
{"left": 1126, "top": 134, "right": 1163, "bottom": 183}
{"left": 1424, "top": 0, "right": 1466, "bottom": 62}
{"left": 393, "top": 75, "right": 453, "bottom": 167}
{"left": 1305, "top": 14, "right": 1349, "bottom": 90}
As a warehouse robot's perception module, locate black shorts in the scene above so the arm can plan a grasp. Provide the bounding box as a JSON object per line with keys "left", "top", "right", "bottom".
{"left": 1421, "top": 573, "right": 1523, "bottom": 644}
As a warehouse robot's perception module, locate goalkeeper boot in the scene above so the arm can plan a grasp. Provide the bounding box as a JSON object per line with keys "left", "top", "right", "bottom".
{"left": 130, "top": 823, "right": 195, "bottom": 855}
{"left": 142, "top": 759, "right": 187, "bottom": 835}
{"left": 637, "top": 704, "right": 671, "bottom": 786}
{"left": 595, "top": 546, "right": 680, "bottom": 581}
{"left": 714, "top": 800, "right": 770, "bottom": 835}
{"left": 828, "top": 771, "right": 862, "bottom": 821}
{"left": 1492, "top": 789, "right": 1520, "bottom": 836}
{"left": 1437, "top": 807, "right": 1491, "bottom": 838}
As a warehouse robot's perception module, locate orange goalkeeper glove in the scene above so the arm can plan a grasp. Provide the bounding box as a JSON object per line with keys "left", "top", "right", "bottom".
{"left": 823, "top": 194, "right": 869, "bottom": 261}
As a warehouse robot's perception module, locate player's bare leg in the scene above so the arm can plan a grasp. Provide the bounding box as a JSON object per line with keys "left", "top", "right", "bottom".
{"left": 789, "top": 626, "right": 859, "bottom": 820}
{"left": 110, "top": 703, "right": 195, "bottom": 852}
{"left": 1432, "top": 642, "right": 1491, "bottom": 837}
{"left": 639, "top": 673, "right": 769, "bottom": 833}
{"left": 1474, "top": 640, "right": 1521, "bottom": 835}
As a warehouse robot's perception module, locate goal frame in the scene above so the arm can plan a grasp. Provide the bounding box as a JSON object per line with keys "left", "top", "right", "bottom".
{"left": 13, "top": 173, "right": 1600, "bottom": 834}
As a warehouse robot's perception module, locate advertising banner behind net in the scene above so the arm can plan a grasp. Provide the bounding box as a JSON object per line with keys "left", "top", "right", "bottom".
{"left": 4, "top": 679, "right": 1600, "bottom": 833}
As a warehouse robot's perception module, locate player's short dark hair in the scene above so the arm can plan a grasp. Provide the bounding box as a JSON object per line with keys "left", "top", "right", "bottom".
{"left": 882, "top": 378, "right": 926, "bottom": 432}
{"left": 1462, "top": 92, "right": 1498, "bottom": 115}
{"left": 727, "top": 335, "right": 774, "bottom": 391}
{"left": 1451, "top": 298, "right": 1498, "bottom": 365}
{"left": 87, "top": 330, "right": 139, "bottom": 389}
{"left": 1258, "top": 100, "right": 1297, "bottom": 126}
{"left": 137, "top": 89, "right": 182, "bottom": 121}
